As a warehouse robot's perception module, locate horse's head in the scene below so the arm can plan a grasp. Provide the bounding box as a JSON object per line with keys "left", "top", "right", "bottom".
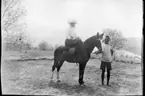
{"left": 84, "top": 32, "right": 104, "bottom": 54}
{"left": 93, "top": 32, "right": 104, "bottom": 51}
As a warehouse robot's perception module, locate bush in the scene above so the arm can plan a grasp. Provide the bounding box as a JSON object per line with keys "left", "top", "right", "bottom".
{"left": 38, "top": 41, "right": 53, "bottom": 51}
{"left": 3, "top": 33, "right": 33, "bottom": 51}
{"left": 103, "top": 29, "right": 127, "bottom": 49}
{"left": 38, "top": 41, "right": 48, "bottom": 51}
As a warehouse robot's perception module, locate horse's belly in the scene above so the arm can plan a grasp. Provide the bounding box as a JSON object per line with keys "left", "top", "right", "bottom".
{"left": 66, "top": 60, "right": 78, "bottom": 63}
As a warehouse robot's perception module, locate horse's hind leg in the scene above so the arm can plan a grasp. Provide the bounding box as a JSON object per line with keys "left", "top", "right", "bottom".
{"left": 56, "top": 61, "right": 64, "bottom": 82}
{"left": 51, "top": 60, "right": 58, "bottom": 80}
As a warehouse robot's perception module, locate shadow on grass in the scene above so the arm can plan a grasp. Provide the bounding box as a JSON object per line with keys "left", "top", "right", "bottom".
{"left": 48, "top": 81, "right": 100, "bottom": 95}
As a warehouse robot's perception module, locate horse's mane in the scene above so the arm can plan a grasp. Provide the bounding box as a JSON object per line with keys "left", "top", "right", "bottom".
{"left": 83, "top": 35, "right": 98, "bottom": 54}
{"left": 84, "top": 35, "right": 96, "bottom": 44}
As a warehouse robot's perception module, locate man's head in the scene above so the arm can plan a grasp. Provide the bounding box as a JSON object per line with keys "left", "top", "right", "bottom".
{"left": 68, "top": 20, "right": 77, "bottom": 27}
{"left": 104, "top": 35, "right": 110, "bottom": 44}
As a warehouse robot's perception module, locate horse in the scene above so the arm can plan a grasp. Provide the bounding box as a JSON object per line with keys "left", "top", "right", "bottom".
{"left": 51, "top": 32, "right": 104, "bottom": 85}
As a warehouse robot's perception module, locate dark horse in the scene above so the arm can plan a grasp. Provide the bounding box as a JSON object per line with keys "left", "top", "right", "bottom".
{"left": 51, "top": 32, "right": 104, "bottom": 85}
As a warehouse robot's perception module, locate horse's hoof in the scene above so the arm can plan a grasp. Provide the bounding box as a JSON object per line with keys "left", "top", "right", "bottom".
{"left": 57, "top": 80, "right": 61, "bottom": 82}
{"left": 79, "top": 81, "right": 84, "bottom": 84}
{"left": 79, "top": 81, "right": 85, "bottom": 86}
{"left": 50, "top": 80, "right": 53, "bottom": 83}
{"left": 107, "top": 84, "right": 112, "bottom": 87}
{"left": 80, "top": 83, "right": 85, "bottom": 87}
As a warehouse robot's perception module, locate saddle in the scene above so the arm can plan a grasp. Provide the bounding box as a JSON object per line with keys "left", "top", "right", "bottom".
{"left": 69, "top": 47, "right": 76, "bottom": 54}
{"left": 64, "top": 38, "right": 86, "bottom": 62}
{"left": 63, "top": 46, "right": 76, "bottom": 55}
{"left": 65, "top": 38, "right": 78, "bottom": 46}
{"left": 65, "top": 38, "right": 78, "bottom": 54}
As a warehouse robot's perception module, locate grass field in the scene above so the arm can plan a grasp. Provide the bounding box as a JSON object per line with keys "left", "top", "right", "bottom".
{"left": 1, "top": 50, "right": 142, "bottom": 95}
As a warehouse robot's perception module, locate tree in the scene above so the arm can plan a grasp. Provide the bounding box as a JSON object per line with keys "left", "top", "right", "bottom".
{"left": 23, "top": 37, "right": 34, "bottom": 50}
{"left": 103, "top": 29, "right": 127, "bottom": 49}
{"left": 4, "top": 29, "right": 33, "bottom": 51}
{"left": 17, "top": 31, "right": 33, "bottom": 51}
{"left": 38, "top": 41, "right": 54, "bottom": 51}
{"left": 1, "top": 0, "right": 26, "bottom": 32}
{"left": 2, "top": 0, "right": 29, "bottom": 51}
{"left": 38, "top": 41, "right": 49, "bottom": 51}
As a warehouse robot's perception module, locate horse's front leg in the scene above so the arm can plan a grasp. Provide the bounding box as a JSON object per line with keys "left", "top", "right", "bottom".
{"left": 78, "top": 63, "right": 86, "bottom": 85}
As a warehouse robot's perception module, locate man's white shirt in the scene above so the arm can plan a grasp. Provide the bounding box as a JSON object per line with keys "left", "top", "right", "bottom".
{"left": 101, "top": 42, "right": 114, "bottom": 62}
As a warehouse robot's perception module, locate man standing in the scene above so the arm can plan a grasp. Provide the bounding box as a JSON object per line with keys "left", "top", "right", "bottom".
{"left": 95, "top": 35, "right": 115, "bottom": 86}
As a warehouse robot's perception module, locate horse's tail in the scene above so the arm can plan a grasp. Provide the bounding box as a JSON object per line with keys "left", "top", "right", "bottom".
{"left": 52, "top": 48, "right": 58, "bottom": 72}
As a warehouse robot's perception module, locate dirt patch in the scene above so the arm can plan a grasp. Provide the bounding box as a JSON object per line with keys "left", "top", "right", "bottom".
{"left": 1, "top": 59, "right": 142, "bottom": 95}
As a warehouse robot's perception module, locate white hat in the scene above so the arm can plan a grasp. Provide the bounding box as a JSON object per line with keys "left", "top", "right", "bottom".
{"left": 68, "top": 20, "right": 77, "bottom": 24}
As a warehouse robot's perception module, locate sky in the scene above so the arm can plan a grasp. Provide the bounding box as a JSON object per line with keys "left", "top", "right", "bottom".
{"left": 22, "top": 0, "right": 143, "bottom": 46}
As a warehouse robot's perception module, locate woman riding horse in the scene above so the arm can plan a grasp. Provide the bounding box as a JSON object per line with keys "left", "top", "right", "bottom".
{"left": 51, "top": 21, "right": 104, "bottom": 85}
{"left": 65, "top": 20, "right": 86, "bottom": 61}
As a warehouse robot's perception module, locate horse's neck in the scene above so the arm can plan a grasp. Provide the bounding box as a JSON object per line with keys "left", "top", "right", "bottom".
{"left": 84, "top": 38, "right": 95, "bottom": 55}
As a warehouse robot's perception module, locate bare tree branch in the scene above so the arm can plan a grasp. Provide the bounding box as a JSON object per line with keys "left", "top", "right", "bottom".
{"left": 3, "top": 7, "right": 26, "bottom": 31}
{"left": 8, "top": 0, "right": 19, "bottom": 10}
{"left": 2, "top": 0, "right": 14, "bottom": 19}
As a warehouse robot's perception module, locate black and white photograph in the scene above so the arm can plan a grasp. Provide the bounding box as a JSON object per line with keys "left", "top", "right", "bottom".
{"left": 1, "top": 0, "right": 143, "bottom": 95}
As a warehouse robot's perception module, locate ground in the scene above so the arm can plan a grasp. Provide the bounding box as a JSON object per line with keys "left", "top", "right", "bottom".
{"left": 1, "top": 50, "right": 142, "bottom": 95}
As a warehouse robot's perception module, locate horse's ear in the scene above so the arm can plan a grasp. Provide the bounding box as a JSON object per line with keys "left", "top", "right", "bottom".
{"left": 100, "top": 33, "right": 104, "bottom": 38}
{"left": 96, "top": 32, "right": 99, "bottom": 38}
{"left": 97, "top": 32, "right": 99, "bottom": 36}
